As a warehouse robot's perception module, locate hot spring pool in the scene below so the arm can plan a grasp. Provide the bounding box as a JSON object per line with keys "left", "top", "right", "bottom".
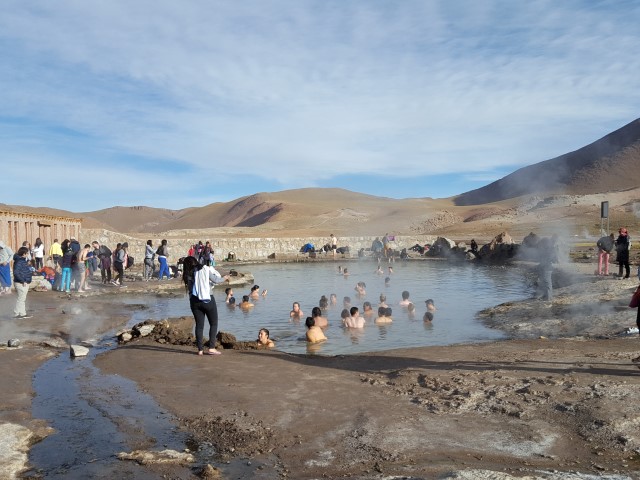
{"left": 126, "top": 260, "right": 534, "bottom": 355}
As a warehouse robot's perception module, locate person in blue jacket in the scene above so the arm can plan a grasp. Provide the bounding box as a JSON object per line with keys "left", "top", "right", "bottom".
{"left": 13, "top": 246, "right": 33, "bottom": 318}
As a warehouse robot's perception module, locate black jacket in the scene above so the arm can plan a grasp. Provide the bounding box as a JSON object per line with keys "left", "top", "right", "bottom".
{"left": 13, "top": 254, "right": 33, "bottom": 284}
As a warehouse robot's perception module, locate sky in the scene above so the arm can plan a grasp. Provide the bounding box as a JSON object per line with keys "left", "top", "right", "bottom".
{"left": 1, "top": 0, "right": 639, "bottom": 212}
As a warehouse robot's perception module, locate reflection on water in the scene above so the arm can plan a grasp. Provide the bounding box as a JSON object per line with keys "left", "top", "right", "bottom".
{"left": 127, "top": 260, "right": 533, "bottom": 355}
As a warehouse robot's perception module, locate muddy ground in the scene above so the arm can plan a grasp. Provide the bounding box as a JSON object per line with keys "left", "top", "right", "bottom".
{"left": 2, "top": 263, "right": 640, "bottom": 479}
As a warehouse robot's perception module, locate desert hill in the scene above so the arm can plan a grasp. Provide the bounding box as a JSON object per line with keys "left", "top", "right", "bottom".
{"left": 454, "top": 118, "right": 640, "bottom": 206}
{"left": 5, "top": 119, "right": 640, "bottom": 240}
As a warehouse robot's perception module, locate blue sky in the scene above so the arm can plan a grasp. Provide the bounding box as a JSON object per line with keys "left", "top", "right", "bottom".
{"left": 1, "top": 0, "right": 639, "bottom": 212}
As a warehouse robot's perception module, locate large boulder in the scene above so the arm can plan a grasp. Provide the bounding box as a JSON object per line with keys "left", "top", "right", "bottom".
{"left": 425, "top": 237, "right": 456, "bottom": 257}
{"left": 478, "top": 232, "right": 518, "bottom": 263}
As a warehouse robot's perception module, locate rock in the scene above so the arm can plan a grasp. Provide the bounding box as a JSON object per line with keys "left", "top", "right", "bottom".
{"left": 0, "top": 422, "right": 33, "bottom": 480}
{"left": 117, "top": 448, "right": 194, "bottom": 465}
{"left": 41, "top": 337, "right": 69, "bottom": 349}
{"left": 198, "top": 463, "right": 222, "bottom": 479}
{"left": 70, "top": 345, "right": 90, "bottom": 357}
{"left": 135, "top": 324, "right": 155, "bottom": 337}
{"left": 119, "top": 332, "right": 133, "bottom": 343}
{"left": 7, "top": 339, "right": 20, "bottom": 348}
{"left": 478, "top": 231, "right": 517, "bottom": 263}
{"left": 425, "top": 236, "right": 456, "bottom": 257}
{"left": 217, "top": 331, "right": 238, "bottom": 348}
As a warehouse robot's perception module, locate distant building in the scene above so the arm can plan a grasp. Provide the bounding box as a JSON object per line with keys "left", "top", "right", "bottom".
{"left": 0, "top": 210, "right": 82, "bottom": 252}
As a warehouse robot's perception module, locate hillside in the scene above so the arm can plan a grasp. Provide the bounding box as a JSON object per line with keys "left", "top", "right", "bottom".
{"left": 454, "top": 118, "right": 640, "bottom": 206}
{"left": 5, "top": 119, "right": 640, "bottom": 239}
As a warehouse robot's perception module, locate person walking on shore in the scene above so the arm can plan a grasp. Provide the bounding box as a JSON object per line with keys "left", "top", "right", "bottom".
{"left": 157, "top": 239, "right": 171, "bottom": 280}
{"left": 596, "top": 233, "right": 615, "bottom": 276}
{"left": 112, "top": 243, "right": 126, "bottom": 287}
{"left": 144, "top": 239, "right": 155, "bottom": 281}
{"left": 182, "top": 255, "right": 229, "bottom": 355}
{"left": 13, "top": 246, "right": 33, "bottom": 318}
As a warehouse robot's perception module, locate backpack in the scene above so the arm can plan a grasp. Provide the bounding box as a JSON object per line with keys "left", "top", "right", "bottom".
{"left": 126, "top": 256, "right": 135, "bottom": 269}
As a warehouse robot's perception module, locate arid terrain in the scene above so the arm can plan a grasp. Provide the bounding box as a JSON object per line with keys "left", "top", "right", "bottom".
{"left": 1, "top": 119, "right": 640, "bottom": 478}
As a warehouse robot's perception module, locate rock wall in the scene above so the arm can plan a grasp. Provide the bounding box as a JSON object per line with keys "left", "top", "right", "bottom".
{"left": 81, "top": 229, "right": 437, "bottom": 263}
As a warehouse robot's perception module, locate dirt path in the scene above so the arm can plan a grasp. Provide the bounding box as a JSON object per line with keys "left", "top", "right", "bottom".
{"left": 2, "top": 266, "right": 640, "bottom": 478}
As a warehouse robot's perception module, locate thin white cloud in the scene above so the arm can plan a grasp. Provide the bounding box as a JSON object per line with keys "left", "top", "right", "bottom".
{"left": 0, "top": 0, "right": 639, "bottom": 209}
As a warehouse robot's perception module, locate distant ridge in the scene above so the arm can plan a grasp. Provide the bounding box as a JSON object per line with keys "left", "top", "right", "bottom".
{"left": 454, "top": 118, "right": 640, "bottom": 206}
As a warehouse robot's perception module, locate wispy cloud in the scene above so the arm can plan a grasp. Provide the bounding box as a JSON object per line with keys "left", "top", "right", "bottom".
{"left": 0, "top": 0, "right": 638, "bottom": 210}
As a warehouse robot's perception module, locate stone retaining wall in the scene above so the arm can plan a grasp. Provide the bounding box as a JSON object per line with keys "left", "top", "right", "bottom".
{"left": 81, "top": 229, "right": 437, "bottom": 263}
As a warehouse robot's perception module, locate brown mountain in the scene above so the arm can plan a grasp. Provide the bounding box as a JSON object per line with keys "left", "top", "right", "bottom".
{"left": 454, "top": 118, "right": 640, "bottom": 206}
{"left": 6, "top": 119, "right": 640, "bottom": 239}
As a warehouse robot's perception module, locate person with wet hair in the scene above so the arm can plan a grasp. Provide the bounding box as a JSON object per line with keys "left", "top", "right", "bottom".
{"left": 378, "top": 294, "right": 388, "bottom": 308}
{"left": 425, "top": 299, "right": 436, "bottom": 312}
{"left": 240, "top": 295, "right": 254, "bottom": 310}
{"left": 311, "top": 306, "right": 328, "bottom": 328}
{"left": 344, "top": 306, "right": 365, "bottom": 328}
{"left": 305, "top": 316, "right": 327, "bottom": 343}
{"left": 362, "top": 301, "right": 374, "bottom": 318}
{"left": 399, "top": 290, "right": 411, "bottom": 306}
{"left": 250, "top": 284, "right": 261, "bottom": 299}
{"left": 423, "top": 311, "right": 434, "bottom": 323}
{"left": 290, "top": 301, "right": 303, "bottom": 319}
{"left": 182, "top": 255, "right": 229, "bottom": 355}
{"left": 319, "top": 295, "right": 329, "bottom": 310}
{"left": 257, "top": 328, "right": 275, "bottom": 348}
{"left": 375, "top": 306, "right": 392, "bottom": 324}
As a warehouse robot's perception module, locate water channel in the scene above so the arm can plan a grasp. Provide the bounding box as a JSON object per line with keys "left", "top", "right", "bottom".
{"left": 26, "top": 260, "right": 534, "bottom": 476}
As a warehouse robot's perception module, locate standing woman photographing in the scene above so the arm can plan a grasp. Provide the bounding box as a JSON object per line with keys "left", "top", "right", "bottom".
{"left": 182, "top": 256, "right": 230, "bottom": 355}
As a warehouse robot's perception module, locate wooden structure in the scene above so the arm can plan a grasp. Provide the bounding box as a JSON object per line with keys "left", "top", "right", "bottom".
{"left": 0, "top": 211, "right": 82, "bottom": 253}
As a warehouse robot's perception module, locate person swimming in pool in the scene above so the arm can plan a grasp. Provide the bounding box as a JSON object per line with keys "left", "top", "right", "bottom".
{"left": 305, "top": 316, "right": 327, "bottom": 343}
{"left": 257, "top": 328, "right": 275, "bottom": 348}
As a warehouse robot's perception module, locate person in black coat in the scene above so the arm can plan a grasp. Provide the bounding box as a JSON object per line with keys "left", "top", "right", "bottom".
{"left": 13, "top": 246, "right": 33, "bottom": 318}
{"left": 615, "top": 228, "right": 631, "bottom": 279}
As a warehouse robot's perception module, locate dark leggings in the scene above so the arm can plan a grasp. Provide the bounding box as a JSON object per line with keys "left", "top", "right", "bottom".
{"left": 113, "top": 261, "right": 124, "bottom": 284}
{"left": 190, "top": 295, "right": 219, "bottom": 351}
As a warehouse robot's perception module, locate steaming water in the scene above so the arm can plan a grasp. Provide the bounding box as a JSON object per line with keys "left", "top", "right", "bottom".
{"left": 26, "top": 260, "right": 532, "bottom": 477}
{"left": 127, "top": 260, "right": 534, "bottom": 355}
